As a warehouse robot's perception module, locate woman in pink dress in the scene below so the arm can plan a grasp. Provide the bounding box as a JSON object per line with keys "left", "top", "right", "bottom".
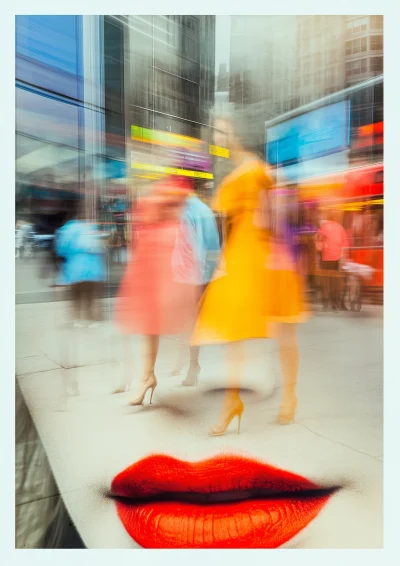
{"left": 115, "top": 177, "right": 200, "bottom": 405}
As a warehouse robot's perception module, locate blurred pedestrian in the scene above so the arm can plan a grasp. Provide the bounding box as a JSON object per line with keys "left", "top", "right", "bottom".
{"left": 114, "top": 176, "right": 199, "bottom": 403}
{"left": 170, "top": 187, "right": 221, "bottom": 386}
{"left": 15, "top": 220, "right": 24, "bottom": 259}
{"left": 15, "top": 219, "right": 33, "bottom": 259}
{"left": 191, "top": 114, "right": 308, "bottom": 436}
{"left": 56, "top": 204, "right": 106, "bottom": 328}
{"left": 299, "top": 204, "right": 318, "bottom": 295}
{"left": 316, "top": 209, "right": 349, "bottom": 312}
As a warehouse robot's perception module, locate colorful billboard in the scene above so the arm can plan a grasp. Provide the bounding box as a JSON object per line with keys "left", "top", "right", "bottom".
{"left": 266, "top": 101, "right": 350, "bottom": 167}
{"left": 131, "top": 125, "right": 214, "bottom": 178}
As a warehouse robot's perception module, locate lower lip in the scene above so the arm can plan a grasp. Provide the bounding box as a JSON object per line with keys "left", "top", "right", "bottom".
{"left": 112, "top": 455, "right": 334, "bottom": 549}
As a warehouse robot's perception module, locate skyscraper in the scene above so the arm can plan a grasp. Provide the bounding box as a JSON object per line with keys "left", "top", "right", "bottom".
{"left": 118, "top": 15, "right": 215, "bottom": 140}
{"left": 228, "top": 16, "right": 298, "bottom": 153}
{"left": 344, "top": 15, "right": 383, "bottom": 87}
{"left": 296, "top": 16, "right": 346, "bottom": 105}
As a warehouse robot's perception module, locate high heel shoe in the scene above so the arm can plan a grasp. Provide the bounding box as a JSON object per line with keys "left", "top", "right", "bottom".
{"left": 209, "top": 396, "right": 244, "bottom": 437}
{"left": 278, "top": 396, "right": 298, "bottom": 425}
{"left": 128, "top": 374, "right": 157, "bottom": 406}
{"left": 181, "top": 363, "right": 200, "bottom": 386}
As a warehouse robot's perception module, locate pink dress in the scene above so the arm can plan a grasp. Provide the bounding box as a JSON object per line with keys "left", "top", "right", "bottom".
{"left": 115, "top": 182, "right": 200, "bottom": 336}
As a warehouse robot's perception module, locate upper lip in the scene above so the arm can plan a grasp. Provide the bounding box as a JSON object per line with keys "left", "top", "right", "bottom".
{"left": 111, "top": 454, "right": 338, "bottom": 549}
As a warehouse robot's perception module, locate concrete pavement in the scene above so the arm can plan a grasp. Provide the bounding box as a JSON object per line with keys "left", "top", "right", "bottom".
{"left": 16, "top": 299, "right": 383, "bottom": 458}
{"left": 15, "top": 299, "right": 384, "bottom": 548}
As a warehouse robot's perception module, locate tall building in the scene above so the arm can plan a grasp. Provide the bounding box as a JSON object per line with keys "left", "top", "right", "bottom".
{"left": 344, "top": 15, "right": 383, "bottom": 86}
{"left": 103, "top": 16, "right": 216, "bottom": 196}
{"left": 296, "top": 15, "right": 384, "bottom": 103}
{"left": 211, "top": 64, "right": 234, "bottom": 189}
{"left": 15, "top": 16, "right": 105, "bottom": 221}
{"left": 119, "top": 15, "right": 215, "bottom": 140}
{"left": 296, "top": 16, "right": 346, "bottom": 105}
{"left": 228, "top": 16, "right": 384, "bottom": 123}
{"left": 214, "top": 63, "right": 233, "bottom": 115}
{"left": 216, "top": 63, "right": 229, "bottom": 92}
{"left": 16, "top": 15, "right": 217, "bottom": 220}
{"left": 228, "top": 16, "right": 297, "bottom": 153}
{"left": 229, "top": 16, "right": 297, "bottom": 114}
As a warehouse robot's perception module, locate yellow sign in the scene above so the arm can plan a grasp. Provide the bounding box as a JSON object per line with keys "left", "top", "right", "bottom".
{"left": 131, "top": 125, "right": 204, "bottom": 152}
{"left": 131, "top": 162, "right": 214, "bottom": 180}
{"left": 322, "top": 198, "right": 384, "bottom": 212}
{"left": 209, "top": 145, "right": 229, "bottom": 158}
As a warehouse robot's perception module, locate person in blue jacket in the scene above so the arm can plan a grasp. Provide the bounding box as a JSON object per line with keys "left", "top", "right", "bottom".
{"left": 56, "top": 205, "right": 106, "bottom": 328}
{"left": 171, "top": 188, "right": 221, "bottom": 386}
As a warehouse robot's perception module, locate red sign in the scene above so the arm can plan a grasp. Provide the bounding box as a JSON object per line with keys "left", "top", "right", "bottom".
{"left": 353, "top": 122, "right": 384, "bottom": 149}
{"left": 342, "top": 163, "right": 384, "bottom": 200}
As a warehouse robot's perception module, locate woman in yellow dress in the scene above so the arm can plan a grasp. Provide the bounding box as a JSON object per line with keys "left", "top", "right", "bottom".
{"left": 192, "top": 116, "right": 308, "bottom": 436}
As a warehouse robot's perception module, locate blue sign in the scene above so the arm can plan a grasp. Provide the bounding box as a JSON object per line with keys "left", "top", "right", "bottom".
{"left": 266, "top": 101, "right": 350, "bottom": 166}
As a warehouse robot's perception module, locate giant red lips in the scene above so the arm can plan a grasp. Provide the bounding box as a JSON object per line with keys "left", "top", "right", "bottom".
{"left": 111, "top": 454, "right": 337, "bottom": 548}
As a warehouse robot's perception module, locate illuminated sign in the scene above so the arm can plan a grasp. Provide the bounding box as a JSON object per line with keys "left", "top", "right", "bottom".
{"left": 131, "top": 125, "right": 204, "bottom": 152}
{"left": 353, "top": 122, "right": 384, "bottom": 148}
{"left": 131, "top": 162, "right": 213, "bottom": 180}
{"left": 266, "top": 101, "right": 350, "bottom": 167}
{"left": 131, "top": 125, "right": 230, "bottom": 159}
{"left": 209, "top": 145, "right": 229, "bottom": 158}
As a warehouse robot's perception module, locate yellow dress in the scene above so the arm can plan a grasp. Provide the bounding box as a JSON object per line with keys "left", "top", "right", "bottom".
{"left": 191, "top": 159, "right": 307, "bottom": 346}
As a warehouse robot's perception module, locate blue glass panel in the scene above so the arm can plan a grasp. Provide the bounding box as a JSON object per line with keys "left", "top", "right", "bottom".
{"left": 266, "top": 101, "right": 350, "bottom": 166}
{"left": 16, "top": 15, "right": 83, "bottom": 100}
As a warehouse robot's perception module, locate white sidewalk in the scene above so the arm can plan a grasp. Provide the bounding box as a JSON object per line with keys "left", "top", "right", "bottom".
{"left": 15, "top": 299, "right": 384, "bottom": 548}
{"left": 16, "top": 299, "right": 383, "bottom": 460}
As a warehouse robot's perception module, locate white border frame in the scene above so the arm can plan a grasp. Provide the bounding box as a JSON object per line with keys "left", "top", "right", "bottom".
{"left": 3, "top": 2, "right": 399, "bottom": 565}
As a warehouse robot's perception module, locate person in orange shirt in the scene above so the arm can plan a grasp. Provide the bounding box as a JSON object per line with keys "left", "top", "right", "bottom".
{"left": 317, "top": 210, "right": 349, "bottom": 311}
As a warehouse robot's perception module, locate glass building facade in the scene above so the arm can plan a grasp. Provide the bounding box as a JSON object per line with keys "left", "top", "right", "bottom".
{"left": 15, "top": 15, "right": 217, "bottom": 223}
{"left": 16, "top": 16, "right": 85, "bottom": 222}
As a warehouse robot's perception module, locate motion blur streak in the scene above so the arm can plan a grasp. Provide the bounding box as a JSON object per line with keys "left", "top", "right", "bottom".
{"left": 15, "top": 15, "right": 383, "bottom": 549}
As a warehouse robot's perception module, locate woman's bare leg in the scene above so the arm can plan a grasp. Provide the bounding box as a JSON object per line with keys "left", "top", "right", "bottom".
{"left": 171, "top": 334, "right": 188, "bottom": 375}
{"left": 278, "top": 323, "right": 299, "bottom": 424}
{"left": 181, "top": 344, "right": 201, "bottom": 385}
{"left": 143, "top": 334, "right": 159, "bottom": 378}
{"left": 226, "top": 340, "right": 244, "bottom": 392}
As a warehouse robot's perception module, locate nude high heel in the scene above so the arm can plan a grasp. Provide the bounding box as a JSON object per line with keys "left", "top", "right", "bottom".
{"left": 209, "top": 395, "right": 244, "bottom": 437}
{"left": 128, "top": 374, "right": 157, "bottom": 406}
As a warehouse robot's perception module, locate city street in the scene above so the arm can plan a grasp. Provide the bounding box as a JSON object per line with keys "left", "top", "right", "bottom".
{"left": 16, "top": 298, "right": 383, "bottom": 548}
{"left": 13, "top": 11, "right": 385, "bottom": 552}
{"left": 15, "top": 255, "right": 124, "bottom": 304}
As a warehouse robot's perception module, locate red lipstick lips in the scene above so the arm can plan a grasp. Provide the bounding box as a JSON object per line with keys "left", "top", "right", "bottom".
{"left": 111, "top": 454, "right": 335, "bottom": 548}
